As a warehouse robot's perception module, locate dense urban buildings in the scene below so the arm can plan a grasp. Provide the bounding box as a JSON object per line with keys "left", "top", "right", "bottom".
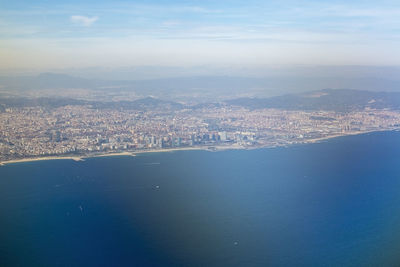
{"left": 1, "top": 101, "right": 399, "bottom": 162}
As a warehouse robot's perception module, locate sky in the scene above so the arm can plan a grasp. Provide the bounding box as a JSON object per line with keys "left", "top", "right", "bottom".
{"left": 1, "top": 0, "right": 400, "bottom": 71}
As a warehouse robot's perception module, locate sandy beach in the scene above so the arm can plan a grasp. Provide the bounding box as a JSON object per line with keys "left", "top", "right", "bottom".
{"left": 90, "top": 151, "right": 137, "bottom": 158}
{"left": 304, "top": 129, "right": 391, "bottom": 144}
{"left": 0, "top": 147, "right": 208, "bottom": 166}
{"left": 0, "top": 156, "right": 84, "bottom": 166}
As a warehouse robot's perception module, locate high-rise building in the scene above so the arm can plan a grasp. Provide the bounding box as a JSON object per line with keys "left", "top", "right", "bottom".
{"left": 219, "top": 131, "right": 227, "bottom": 141}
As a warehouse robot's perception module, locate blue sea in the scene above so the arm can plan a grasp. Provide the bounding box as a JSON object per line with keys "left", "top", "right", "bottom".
{"left": 1, "top": 131, "right": 400, "bottom": 266}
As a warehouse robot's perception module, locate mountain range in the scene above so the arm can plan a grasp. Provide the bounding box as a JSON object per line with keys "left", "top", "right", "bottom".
{"left": 226, "top": 89, "right": 400, "bottom": 112}
{"left": 2, "top": 72, "right": 400, "bottom": 100}
{"left": 1, "top": 88, "right": 400, "bottom": 113}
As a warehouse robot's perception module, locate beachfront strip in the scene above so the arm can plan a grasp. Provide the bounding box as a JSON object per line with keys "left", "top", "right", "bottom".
{"left": 1, "top": 104, "right": 400, "bottom": 162}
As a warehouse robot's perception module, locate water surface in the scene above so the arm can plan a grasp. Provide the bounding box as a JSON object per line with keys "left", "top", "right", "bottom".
{"left": 1, "top": 131, "right": 400, "bottom": 266}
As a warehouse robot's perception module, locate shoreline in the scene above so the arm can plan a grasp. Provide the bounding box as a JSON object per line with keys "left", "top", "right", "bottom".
{"left": 304, "top": 128, "right": 396, "bottom": 144}
{"left": 0, "top": 147, "right": 209, "bottom": 166}
{"left": 0, "top": 129, "right": 397, "bottom": 166}
{"left": 0, "top": 156, "right": 84, "bottom": 166}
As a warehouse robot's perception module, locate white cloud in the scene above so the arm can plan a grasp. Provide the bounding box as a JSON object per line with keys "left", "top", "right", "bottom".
{"left": 70, "top": 15, "right": 98, "bottom": 27}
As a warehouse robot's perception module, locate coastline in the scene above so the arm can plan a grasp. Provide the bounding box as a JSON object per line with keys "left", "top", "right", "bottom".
{"left": 0, "top": 129, "right": 397, "bottom": 166}
{"left": 304, "top": 128, "right": 396, "bottom": 144}
{"left": 0, "top": 156, "right": 84, "bottom": 166}
{"left": 0, "top": 146, "right": 209, "bottom": 166}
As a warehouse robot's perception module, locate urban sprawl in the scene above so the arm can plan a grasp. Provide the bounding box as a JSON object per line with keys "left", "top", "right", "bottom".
{"left": 1, "top": 104, "right": 400, "bottom": 162}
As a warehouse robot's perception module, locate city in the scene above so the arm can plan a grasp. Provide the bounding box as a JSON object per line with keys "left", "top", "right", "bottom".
{"left": 1, "top": 101, "right": 399, "bottom": 162}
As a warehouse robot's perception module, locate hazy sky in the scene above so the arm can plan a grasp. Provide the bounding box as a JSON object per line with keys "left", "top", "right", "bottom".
{"left": 1, "top": 0, "right": 400, "bottom": 70}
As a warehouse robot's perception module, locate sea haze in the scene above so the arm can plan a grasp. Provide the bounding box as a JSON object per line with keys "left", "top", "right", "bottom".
{"left": 1, "top": 131, "right": 400, "bottom": 266}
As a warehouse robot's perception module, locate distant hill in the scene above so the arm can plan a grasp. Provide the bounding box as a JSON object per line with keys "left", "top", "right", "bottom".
{"left": 2, "top": 89, "right": 400, "bottom": 112}
{"left": 0, "top": 96, "right": 183, "bottom": 111}
{"left": 3, "top": 72, "right": 400, "bottom": 101}
{"left": 226, "top": 89, "right": 400, "bottom": 112}
{"left": 0, "top": 73, "right": 99, "bottom": 90}
{"left": 0, "top": 73, "right": 272, "bottom": 96}
{"left": 0, "top": 97, "right": 87, "bottom": 109}
{"left": 91, "top": 97, "right": 183, "bottom": 110}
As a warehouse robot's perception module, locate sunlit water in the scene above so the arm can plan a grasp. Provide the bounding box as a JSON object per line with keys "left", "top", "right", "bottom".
{"left": 1, "top": 131, "right": 400, "bottom": 266}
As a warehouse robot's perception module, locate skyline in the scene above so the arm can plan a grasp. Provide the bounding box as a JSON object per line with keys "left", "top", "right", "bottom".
{"left": 2, "top": 0, "right": 400, "bottom": 70}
